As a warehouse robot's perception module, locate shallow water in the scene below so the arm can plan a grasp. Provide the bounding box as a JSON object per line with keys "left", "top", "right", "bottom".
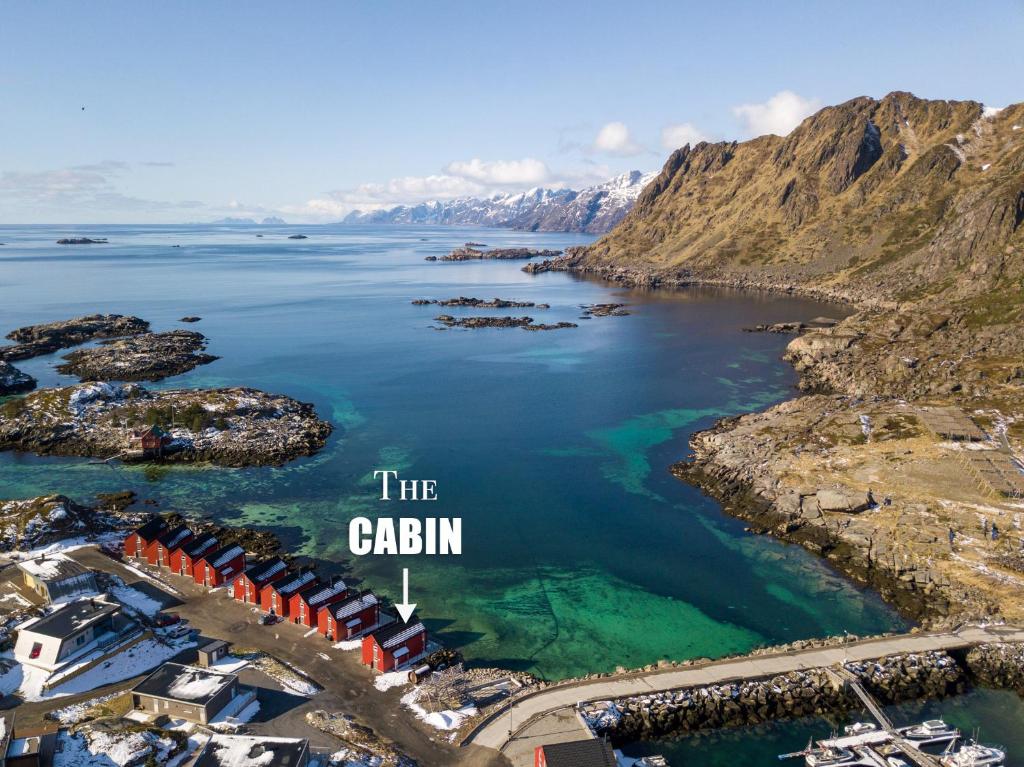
{"left": 621, "top": 688, "right": 1024, "bottom": 766}
{"left": 0, "top": 223, "right": 905, "bottom": 679}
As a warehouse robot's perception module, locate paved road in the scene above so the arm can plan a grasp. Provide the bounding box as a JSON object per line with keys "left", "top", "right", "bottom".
{"left": 466, "top": 623, "right": 1024, "bottom": 764}
{"left": 70, "top": 547, "right": 508, "bottom": 767}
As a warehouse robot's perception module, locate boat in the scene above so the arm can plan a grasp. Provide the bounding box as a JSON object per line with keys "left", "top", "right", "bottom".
{"left": 804, "top": 746, "right": 862, "bottom": 766}
{"left": 939, "top": 741, "right": 1006, "bottom": 767}
{"left": 897, "top": 719, "right": 960, "bottom": 746}
{"left": 845, "top": 723, "right": 878, "bottom": 736}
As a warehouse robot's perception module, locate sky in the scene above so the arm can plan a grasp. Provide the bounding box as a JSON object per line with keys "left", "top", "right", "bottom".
{"left": 1, "top": 0, "right": 1022, "bottom": 224}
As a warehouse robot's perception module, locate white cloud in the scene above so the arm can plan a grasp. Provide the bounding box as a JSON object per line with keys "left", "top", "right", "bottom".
{"left": 444, "top": 157, "right": 548, "bottom": 186}
{"left": 660, "top": 122, "right": 708, "bottom": 149}
{"left": 592, "top": 122, "right": 643, "bottom": 156}
{"left": 732, "top": 91, "right": 821, "bottom": 137}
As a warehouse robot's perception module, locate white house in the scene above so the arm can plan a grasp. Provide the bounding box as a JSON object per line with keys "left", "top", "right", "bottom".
{"left": 14, "top": 598, "right": 124, "bottom": 671}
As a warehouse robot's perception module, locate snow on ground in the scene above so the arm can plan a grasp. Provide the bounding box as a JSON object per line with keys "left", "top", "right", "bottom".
{"left": 303, "top": 627, "right": 318, "bottom": 638}
{"left": 54, "top": 728, "right": 178, "bottom": 767}
{"left": 209, "top": 697, "right": 260, "bottom": 731}
{"left": 21, "top": 636, "right": 196, "bottom": 701}
{"left": 373, "top": 671, "right": 409, "bottom": 692}
{"left": 109, "top": 581, "right": 163, "bottom": 616}
{"left": 400, "top": 686, "right": 477, "bottom": 734}
{"left": 327, "top": 748, "right": 386, "bottom": 767}
{"left": 6, "top": 533, "right": 122, "bottom": 560}
{"left": 333, "top": 639, "right": 362, "bottom": 651}
{"left": 211, "top": 654, "right": 250, "bottom": 674}
{"left": 50, "top": 691, "right": 124, "bottom": 724}
{"left": 119, "top": 561, "right": 184, "bottom": 596}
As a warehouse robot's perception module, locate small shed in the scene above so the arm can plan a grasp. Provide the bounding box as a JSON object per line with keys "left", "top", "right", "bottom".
{"left": 124, "top": 517, "right": 168, "bottom": 560}
{"left": 535, "top": 739, "right": 617, "bottom": 767}
{"left": 361, "top": 617, "right": 427, "bottom": 673}
{"left": 197, "top": 639, "right": 231, "bottom": 668}
{"left": 16, "top": 554, "right": 99, "bottom": 604}
{"left": 129, "top": 425, "right": 172, "bottom": 458}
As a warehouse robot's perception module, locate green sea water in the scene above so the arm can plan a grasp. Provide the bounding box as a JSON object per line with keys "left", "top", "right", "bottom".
{"left": 0, "top": 223, "right": 905, "bottom": 680}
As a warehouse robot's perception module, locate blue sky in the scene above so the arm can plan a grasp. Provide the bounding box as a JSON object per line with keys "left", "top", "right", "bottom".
{"left": 1, "top": 0, "right": 1021, "bottom": 223}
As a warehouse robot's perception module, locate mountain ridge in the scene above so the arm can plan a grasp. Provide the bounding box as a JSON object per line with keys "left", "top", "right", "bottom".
{"left": 342, "top": 170, "right": 656, "bottom": 233}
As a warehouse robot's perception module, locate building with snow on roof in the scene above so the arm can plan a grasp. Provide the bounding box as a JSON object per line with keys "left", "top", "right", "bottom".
{"left": 16, "top": 554, "right": 99, "bottom": 605}
{"left": 193, "top": 734, "right": 311, "bottom": 767}
{"left": 130, "top": 662, "right": 253, "bottom": 725}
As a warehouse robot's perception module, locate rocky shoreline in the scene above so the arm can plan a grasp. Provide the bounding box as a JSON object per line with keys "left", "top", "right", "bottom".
{"left": 0, "top": 382, "right": 332, "bottom": 467}
{"left": 434, "top": 315, "right": 577, "bottom": 331}
{"left": 56, "top": 329, "right": 219, "bottom": 382}
{"left": 412, "top": 296, "right": 547, "bottom": 309}
{"left": 0, "top": 360, "right": 35, "bottom": 396}
{"left": 0, "top": 314, "right": 150, "bottom": 363}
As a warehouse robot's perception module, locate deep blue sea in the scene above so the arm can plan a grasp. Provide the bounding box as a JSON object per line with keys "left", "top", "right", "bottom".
{"left": 0, "top": 223, "right": 905, "bottom": 682}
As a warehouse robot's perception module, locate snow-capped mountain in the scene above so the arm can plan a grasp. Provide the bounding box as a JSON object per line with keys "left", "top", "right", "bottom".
{"left": 342, "top": 170, "right": 656, "bottom": 233}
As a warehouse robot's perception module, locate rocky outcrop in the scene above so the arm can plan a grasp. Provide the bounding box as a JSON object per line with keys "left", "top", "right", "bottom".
{"left": 1, "top": 314, "right": 149, "bottom": 362}
{"left": 305, "top": 710, "right": 417, "bottom": 767}
{"left": 434, "top": 315, "right": 576, "bottom": 331}
{"left": 965, "top": 642, "right": 1024, "bottom": 694}
{"left": 434, "top": 247, "right": 562, "bottom": 262}
{"left": 0, "top": 382, "right": 332, "bottom": 467}
{"left": 56, "top": 330, "right": 218, "bottom": 382}
{"left": 584, "top": 650, "right": 965, "bottom": 741}
{"left": 0, "top": 361, "right": 35, "bottom": 395}
{"left": 412, "top": 297, "right": 546, "bottom": 309}
{"left": 580, "top": 303, "right": 629, "bottom": 317}
{"left": 56, "top": 237, "right": 107, "bottom": 244}
{"left": 0, "top": 494, "right": 127, "bottom": 551}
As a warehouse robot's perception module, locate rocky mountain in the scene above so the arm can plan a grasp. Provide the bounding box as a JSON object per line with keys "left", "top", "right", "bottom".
{"left": 342, "top": 171, "right": 656, "bottom": 233}
{"left": 571, "top": 92, "right": 1023, "bottom": 309}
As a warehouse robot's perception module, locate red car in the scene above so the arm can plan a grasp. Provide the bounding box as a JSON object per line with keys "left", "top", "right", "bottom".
{"left": 154, "top": 613, "right": 181, "bottom": 627}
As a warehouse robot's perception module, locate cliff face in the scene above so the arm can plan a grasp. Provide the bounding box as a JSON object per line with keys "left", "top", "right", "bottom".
{"left": 580, "top": 92, "right": 1024, "bottom": 308}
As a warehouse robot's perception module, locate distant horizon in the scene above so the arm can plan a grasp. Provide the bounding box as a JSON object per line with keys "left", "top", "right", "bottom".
{"left": 2, "top": 0, "right": 1021, "bottom": 224}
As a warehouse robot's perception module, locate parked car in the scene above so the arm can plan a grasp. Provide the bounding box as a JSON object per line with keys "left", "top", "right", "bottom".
{"left": 99, "top": 542, "right": 123, "bottom": 560}
{"left": 161, "top": 623, "right": 193, "bottom": 639}
{"left": 260, "top": 613, "right": 281, "bottom": 626}
{"left": 154, "top": 613, "right": 181, "bottom": 627}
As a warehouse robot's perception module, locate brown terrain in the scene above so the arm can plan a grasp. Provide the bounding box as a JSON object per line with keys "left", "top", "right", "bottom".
{"left": 531, "top": 92, "right": 1024, "bottom": 627}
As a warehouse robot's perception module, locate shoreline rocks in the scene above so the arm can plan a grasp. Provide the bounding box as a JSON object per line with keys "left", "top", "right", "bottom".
{"left": 580, "top": 303, "right": 629, "bottom": 318}
{"left": 56, "top": 237, "right": 108, "bottom": 245}
{"left": 432, "top": 246, "right": 562, "bottom": 262}
{"left": 1, "top": 314, "right": 150, "bottom": 362}
{"left": 0, "top": 382, "right": 332, "bottom": 467}
{"left": 412, "top": 297, "right": 546, "bottom": 309}
{"left": 0, "top": 361, "right": 35, "bottom": 395}
{"left": 56, "top": 330, "right": 219, "bottom": 382}
{"left": 434, "top": 315, "right": 576, "bottom": 331}
{"left": 179, "top": 316, "right": 201, "bottom": 323}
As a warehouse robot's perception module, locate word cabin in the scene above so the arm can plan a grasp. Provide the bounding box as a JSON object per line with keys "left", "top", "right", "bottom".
{"left": 349, "top": 517, "right": 461, "bottom": 555}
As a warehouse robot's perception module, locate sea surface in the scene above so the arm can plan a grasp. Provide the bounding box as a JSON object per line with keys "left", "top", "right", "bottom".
{"left": 0, "top": 223, "right": 906, "bottom": 681}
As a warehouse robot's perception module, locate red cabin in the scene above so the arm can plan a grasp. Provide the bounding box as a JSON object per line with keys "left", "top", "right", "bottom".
{"left": 361, "top": 617, "right": 427, "bottom": 673}
{"left": 259, "top": 571, "right": 317, "bottom": 618}
{"left": 319, "top": 591, "right": 379, "bottom": 640}
{"left": 171, "top": 532, "right": 218, "bottom": 577}
{"left": 123, "top": 518, "right": 168, "bottom": 560}
{"left": 534, "top": 739, "right": 617, "bottom": 767}
{"left": 153, "top": 525, "right": 194, "bottom": 568}
{"left": 231, "top": 557, "right": 288, "bottom": 604}
{"left": 290, "top": 579, "right": 348, "bottom": 628}
{"left": 193, "top": 544, "right": 246, "bottom": 588}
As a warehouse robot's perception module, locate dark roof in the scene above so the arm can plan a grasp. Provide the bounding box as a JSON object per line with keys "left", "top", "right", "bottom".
{"left": 289, "top": 581, "right": 323, "bottom": 603}
{"left": 370, "top": 617, "right": 425, "bottom": 649}
{"left": 23, "top": 599, "right": 119, "bottom": 639}
{"left": 240, "top": 557, "right": 287, "bottom": 584}
{"left": 270, "top": 570, "right": 317, "bottom": 598}
{"left": 182, "top": 532, "right": 218, "bottom": 558}
{"left": 200, "top": 639, "right": 229, "bottom": 654}
{"left": 330, "top": 591, "right": 378, "bottom": 620}
{"left": 209, "top": 545, "right": 245, "bottom": 569}
{"left": 133, "top": 517, "right": 167, "bottom": 541}
{"left": 132, "top": 662, "right": 237, "bottom": 705}
{"left": 157, "top": 525, "right": 193, "bottom": 549}
{"left": 540, "top": 739, "right": 617, "bottom": 767}
{"left": 194, "top": 735, "right": 309, "bottom": 767}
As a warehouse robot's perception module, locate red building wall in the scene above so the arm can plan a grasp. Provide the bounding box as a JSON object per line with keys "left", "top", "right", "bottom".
{"left": 260, "top": 583, "right": 292, "bottom": 616}
{"left": 361, "top": 629, "right": 426, "bottom": 673}
{"left": 142, "top": 539, "right": 162, "bottom": 566}
{"left": 193, "top": 551, "right": 246, "bottom": 587}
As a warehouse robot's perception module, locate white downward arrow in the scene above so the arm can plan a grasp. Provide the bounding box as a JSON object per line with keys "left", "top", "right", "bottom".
{"left": 395, "top": 567, "right": 417, "bottom": 623}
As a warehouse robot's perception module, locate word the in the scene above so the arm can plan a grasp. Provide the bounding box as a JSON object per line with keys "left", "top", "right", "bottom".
{"left": 374, "top": 470, "right": 437, "bottom": 501}
{"left": 349, "top": 517, "right": 461, "bottom": 555}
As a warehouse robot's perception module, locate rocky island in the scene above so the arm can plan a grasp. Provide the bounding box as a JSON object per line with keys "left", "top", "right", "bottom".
{"left": 434, "top": 315, "right": 577, "bottom": 331}
{"left": 429, "top": 246, "right": 562, "bottom": 262}
{"left": 546, "top": 92, "right": 1024, "bottom": 628}
{"left": 56, "top": 329, "right": 219, "bottom": 381}
{"left": 0, "top": 314, "right": 149, "bottom": 362}
{"left": 0, "top": 360, "right": 35, "bottom": 396}
{"left": 412, "top": 296, "right": 546, "bottom": 308}
{"left": 55, "top": 237, "right": 108, "bottom": 244}
{"left": 0, "top": 382, "right": 332, "bottom": 466}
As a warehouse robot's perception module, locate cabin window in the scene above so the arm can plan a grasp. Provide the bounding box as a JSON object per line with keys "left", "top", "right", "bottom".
{"left": 29, "top": 642, "right": 42, "bottom": 659}
{"left": 76, "top": 634, "right": 86, "bottom": 646}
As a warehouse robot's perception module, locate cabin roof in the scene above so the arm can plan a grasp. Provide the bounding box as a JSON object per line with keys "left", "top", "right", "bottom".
{"left": 540, "top": 739, "right": 617, "bottom": 767}
{"left": 133, "top": 517, "right": 167, "bottom": 541}
{"left": 371, "top": 617, "right": 425, "bottom": 649}
{"left": 241, "top": 557, "right": 287, "bottom": 584}
{"left": 181, "top": 532, "right": 218, "bottom": 558}
{"left": 330, "top": 592, "right": 378, "bottom": 620}
{"left": 157, "top": 525, "right": 193, "bottom": 550}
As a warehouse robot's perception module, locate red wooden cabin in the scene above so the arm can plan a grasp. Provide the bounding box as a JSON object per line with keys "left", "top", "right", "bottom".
{"left": 231, "top": 557, "right": 288, "bottom": 604}
{"left": 171, "top": 532, "right": 218, "bottom": 577}
{"left": 153, "top": 525, "right": 194, "bottom": 568}
{"left": 319, "top": 591, "right": 379, "bottom": 640}
{"left": 361, "top": 617, "right": 427, "bottom": 673}
{"left": 124, "top": 518, "right": 168, "bottom": 560}
{"left": 259, "top": 570, "right": 317, "bottom": 617}
{"left": 193, "top": 544, "right": 246, "bottom": 588}
{"left": 289, "top": 579, "right": 348, "bottom": 628}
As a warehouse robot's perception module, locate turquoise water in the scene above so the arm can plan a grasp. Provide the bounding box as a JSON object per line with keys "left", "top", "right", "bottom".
{"left": 622, "top": 688, "right": 1024, "bottom": 766}
{"left": 0, "top": 224, "right": 905, "bottom": 679}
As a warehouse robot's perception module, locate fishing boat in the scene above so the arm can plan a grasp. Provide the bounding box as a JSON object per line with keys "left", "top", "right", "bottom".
{"left": 845, "top": 723, "right": 878, "bottom": 736}
{"left": 939, "top": 741, "right": 1006, "bottom": 767}
{"left": 897, "top": 719, "right": 959, "bottom": 745}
